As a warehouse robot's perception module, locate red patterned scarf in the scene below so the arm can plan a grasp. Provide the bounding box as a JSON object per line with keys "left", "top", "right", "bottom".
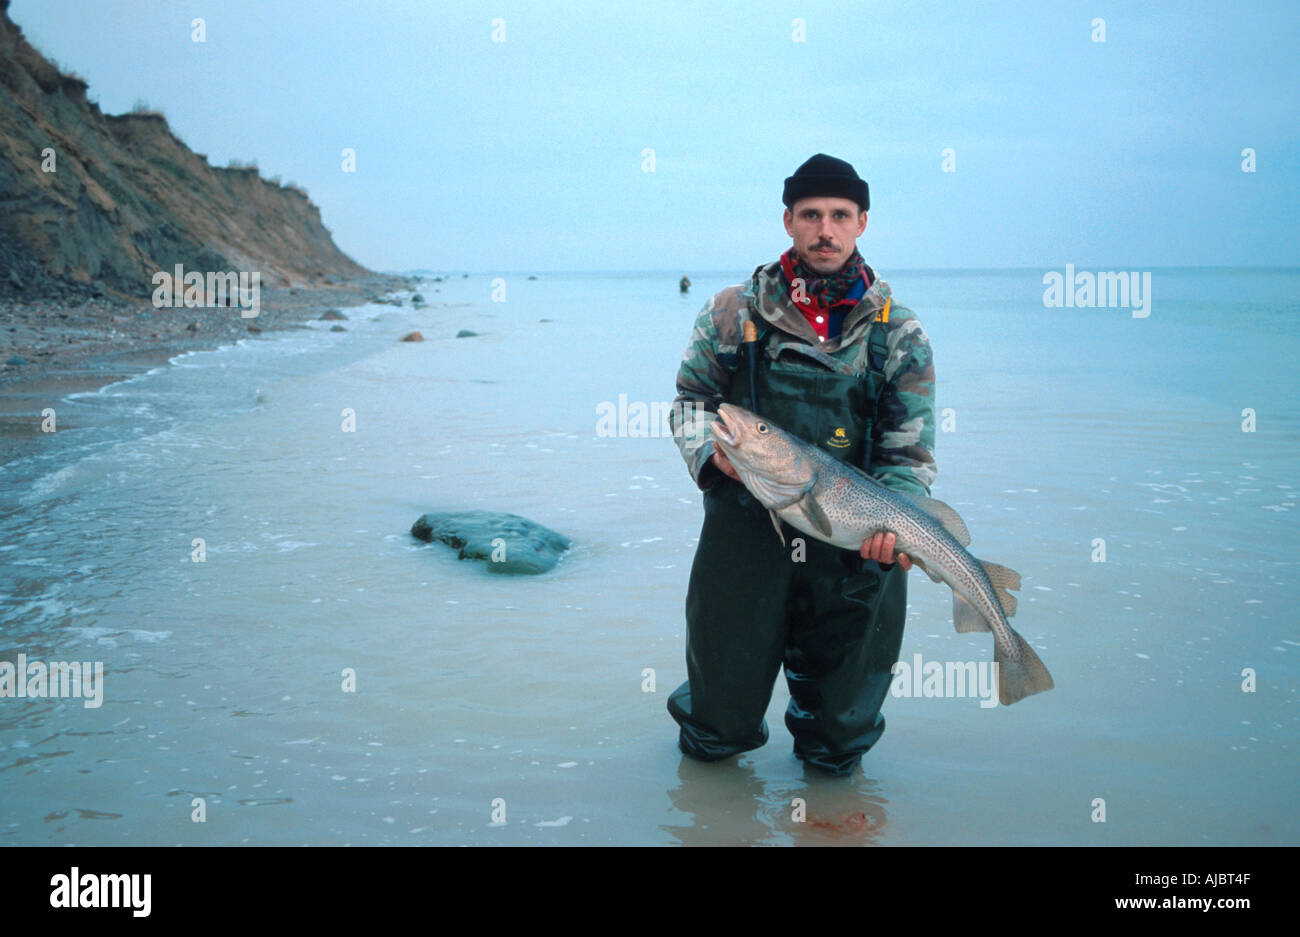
{"left": 781, "top": 246, "right": 869, "bottom": 307}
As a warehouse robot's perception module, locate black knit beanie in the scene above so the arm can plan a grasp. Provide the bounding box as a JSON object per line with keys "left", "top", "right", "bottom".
{"left": 782, "top": 153, "right": 869, "bottom": 213}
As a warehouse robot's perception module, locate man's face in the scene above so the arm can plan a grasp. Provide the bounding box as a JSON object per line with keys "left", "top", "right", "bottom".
{"left": 783, "top": 197, "right": 867, "bottom": 274}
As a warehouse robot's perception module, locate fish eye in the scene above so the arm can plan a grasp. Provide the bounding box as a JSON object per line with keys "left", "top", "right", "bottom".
{"left": 756, "top": 422, "right": 769, "bottom": 434}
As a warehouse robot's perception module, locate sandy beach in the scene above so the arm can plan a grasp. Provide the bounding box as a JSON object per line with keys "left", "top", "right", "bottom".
{"left": 0, "top": 275, "right": 414, "bottom": 465}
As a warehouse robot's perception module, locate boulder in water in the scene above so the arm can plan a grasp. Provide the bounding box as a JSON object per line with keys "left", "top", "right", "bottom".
{"left": 455, "top": 329, "right": 478, "bottom": 338}
{"left": 410, "top": 510, "right": 571, "bottom": 575}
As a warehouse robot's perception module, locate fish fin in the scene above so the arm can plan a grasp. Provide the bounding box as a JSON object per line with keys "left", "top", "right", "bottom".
{"left": 953, "top": 594, "right": 991, "bottom": 633}
{"left": 910, "top": 555, "right": 943, "bottom": 583}
{"left": 978, "top": 559, "right": 1021, "bottom": 618}
{"left": 994, "top": 627, "right": 1054, "bottom": 705}
{"left": 908, "top": 494, "right": 971, "bottom": 546}
{"left": 769, "top": 509, "right": 786, "bottom": 546}
{"left": 800, "top": 492, "right": 833, "bottom": 538}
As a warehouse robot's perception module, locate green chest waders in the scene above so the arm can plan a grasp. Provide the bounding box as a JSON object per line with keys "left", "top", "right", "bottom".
{"left": 667, "top": 328, "right": 910, "bottom": 775}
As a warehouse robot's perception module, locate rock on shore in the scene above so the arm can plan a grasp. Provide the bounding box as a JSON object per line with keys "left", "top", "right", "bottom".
{"left": 410, "top": 511, "right": 572, "bottom": 575}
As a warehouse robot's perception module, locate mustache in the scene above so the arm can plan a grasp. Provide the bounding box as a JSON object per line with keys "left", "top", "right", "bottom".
{"left": 811, "top": 241, "right": 838, "bottom": 250}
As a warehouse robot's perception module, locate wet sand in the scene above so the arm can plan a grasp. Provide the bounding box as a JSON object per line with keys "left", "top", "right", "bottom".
{"left": 0, "top": 275, "right": 413, "bottom": 465}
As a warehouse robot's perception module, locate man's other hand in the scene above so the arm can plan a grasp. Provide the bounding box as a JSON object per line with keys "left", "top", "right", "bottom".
{"left": 711, "top": 450, "right": 741, "bottom": 481}
{"left": 859, "top": 531, "right": 912, "bottom": 571}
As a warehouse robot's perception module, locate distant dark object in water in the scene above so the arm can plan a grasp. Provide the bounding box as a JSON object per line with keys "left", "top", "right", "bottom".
{"left": 462, "top": 273, "right": 468, "bottom": 278}
{"left": 456, "top": 329, "right": 478, "bottom": 338}
{"left": 321, "top": 309, "right": 348, "bottom": 321}
{"left": 6, "top": 356, "right": 27, "bottom": 366}
{"left": 528, "top": 275, "right": 538, "bottom": 280}
{"left": 412, "top": 293, "right": 425, "bottom": 303}
{"left": 247, "top": 324, "right": 262, "bottom": 333}
{"left": 411, "top": 510, "right": 572, "bottom": 574}
{"left": 401, "top": 331, "right": 424, "bottom": 342}
{"left": 330, "top": 325, "right": 346, "bottom": 332}
{"left": 679, "top": 275, "right": 691, "bottom": 293}
{"left": 539, "top": 318, "right": 553, "bottom": 323}
{"left": 186, "top": 321, "right": 199, "bottom": 331}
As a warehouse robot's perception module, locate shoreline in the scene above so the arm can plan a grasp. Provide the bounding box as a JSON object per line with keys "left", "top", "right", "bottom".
{"left": 0, "top": 273, "right": 417, "bottom": 466}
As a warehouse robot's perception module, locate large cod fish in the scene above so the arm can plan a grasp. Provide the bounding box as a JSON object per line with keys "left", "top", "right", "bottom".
{"left": 710, "top": 403, "right": 1053, "bottom": 705}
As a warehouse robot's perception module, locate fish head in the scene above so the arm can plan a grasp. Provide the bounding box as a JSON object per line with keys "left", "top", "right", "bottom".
{"left": 712, "top": 404, "right": 817, "bottom": 507}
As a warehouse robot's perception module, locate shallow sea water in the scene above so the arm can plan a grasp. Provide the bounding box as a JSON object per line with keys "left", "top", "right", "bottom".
{"left": 1, "top": 268, "right": 1296, "bottom": 845}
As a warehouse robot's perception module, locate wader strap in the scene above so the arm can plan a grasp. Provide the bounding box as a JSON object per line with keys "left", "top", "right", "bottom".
{"left": 866, "top": 321, "right": 889, "bottom": 377}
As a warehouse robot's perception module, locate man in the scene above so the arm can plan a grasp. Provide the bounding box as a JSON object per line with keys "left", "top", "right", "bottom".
{"left": 666, "top": 153, "right": 937, "bottom": 776}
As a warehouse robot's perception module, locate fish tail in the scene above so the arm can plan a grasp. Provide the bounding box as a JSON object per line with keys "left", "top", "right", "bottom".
{"left": 994, "top": 626, "right": 1054, "bottom": 705}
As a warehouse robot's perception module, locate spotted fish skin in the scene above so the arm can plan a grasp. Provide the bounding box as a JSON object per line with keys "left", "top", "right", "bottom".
{"left": 711, "top": 403, "right": 1053, "bottom": 705}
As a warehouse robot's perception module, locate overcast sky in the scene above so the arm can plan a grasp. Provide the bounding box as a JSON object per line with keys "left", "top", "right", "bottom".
{"left": 10, "top": 0, "right": 1298, "bottom": 273}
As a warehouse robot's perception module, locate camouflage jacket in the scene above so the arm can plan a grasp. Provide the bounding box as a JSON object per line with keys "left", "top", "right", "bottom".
{"left": 670, "top": 260, "right": 937, "bottom": 497}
